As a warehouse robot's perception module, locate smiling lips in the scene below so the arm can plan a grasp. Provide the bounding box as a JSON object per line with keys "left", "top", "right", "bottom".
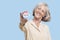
{"left": 37, "top": 13, "right": 41, "bottom": 16}
{"left": 36, "top": 12, "right": 42, "bottom": 16}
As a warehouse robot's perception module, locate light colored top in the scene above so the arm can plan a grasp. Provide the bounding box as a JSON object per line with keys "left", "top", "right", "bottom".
{"left": 20, "top": 20, "right": 51, "bottom": 40}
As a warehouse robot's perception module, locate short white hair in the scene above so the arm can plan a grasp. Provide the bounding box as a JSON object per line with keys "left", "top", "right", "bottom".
{"left": 33, "top": 2, "right": 51, "bottom": 22}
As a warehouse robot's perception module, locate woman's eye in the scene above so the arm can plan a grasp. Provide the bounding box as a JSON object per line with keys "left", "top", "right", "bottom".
{"left": 38, "top": 8, "right": 41, "bottom": 10}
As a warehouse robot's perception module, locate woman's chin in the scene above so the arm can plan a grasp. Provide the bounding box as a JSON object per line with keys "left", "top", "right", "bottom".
{"left": 35, "top": 17, "right": 41, "bottom": 19}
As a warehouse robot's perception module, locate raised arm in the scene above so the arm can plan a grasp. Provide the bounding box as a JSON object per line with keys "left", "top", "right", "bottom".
{"left": 19, "top": 12, "right": 28, "bottom": 31}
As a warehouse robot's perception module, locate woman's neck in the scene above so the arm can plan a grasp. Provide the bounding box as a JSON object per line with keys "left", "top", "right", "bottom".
{"left": 33, "top": 18, "right": 41, "bottom": 27}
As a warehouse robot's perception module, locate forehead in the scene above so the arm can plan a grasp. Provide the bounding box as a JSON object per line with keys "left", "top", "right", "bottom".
{"left": 36, "top": 5, "right": 47, "bottom": 12}
{"left": 38, "top": 5, "right": 46, "bottom": 9}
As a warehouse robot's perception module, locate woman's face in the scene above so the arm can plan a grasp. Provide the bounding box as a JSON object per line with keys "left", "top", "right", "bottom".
{"left": 34, "top": 5, "right": 46, "bottom": 19}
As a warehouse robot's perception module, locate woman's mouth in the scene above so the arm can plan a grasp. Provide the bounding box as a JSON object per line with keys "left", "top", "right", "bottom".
{"left": 37, "top": 13, "right": 41, "bottom": 16}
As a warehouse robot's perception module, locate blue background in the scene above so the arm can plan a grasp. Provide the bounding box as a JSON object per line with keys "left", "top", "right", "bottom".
{"left": 0, "top": 0, "right": 60, "bottom": 40}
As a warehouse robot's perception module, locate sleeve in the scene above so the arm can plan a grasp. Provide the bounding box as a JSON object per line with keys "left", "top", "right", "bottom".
{"left": 45, "top": 25, "right": 52, "bottom": 40}
{"left": 19, "top": 23, "right": 26, "bottom": 32}
{"left": 19, "top": 21, "right": 29, "bottom": 32}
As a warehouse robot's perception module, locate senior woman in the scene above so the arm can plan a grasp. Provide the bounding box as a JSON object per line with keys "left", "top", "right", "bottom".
{"left": 19, "top": 2, "right": 51, "bottom": 40}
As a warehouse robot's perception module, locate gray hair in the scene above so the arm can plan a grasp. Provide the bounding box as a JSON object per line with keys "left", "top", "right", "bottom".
{"left": 33, "top": 2, "right": 51, "bottom": 22}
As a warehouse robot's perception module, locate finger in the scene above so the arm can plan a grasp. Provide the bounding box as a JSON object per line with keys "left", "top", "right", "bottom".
{"left": 20, "top": 13, "right": 24, "bottom": 18}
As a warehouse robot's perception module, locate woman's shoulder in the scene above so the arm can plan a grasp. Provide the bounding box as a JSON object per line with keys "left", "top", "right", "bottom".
{"left": 40, "top": 22, "right": 49, "bottom": 29}
{"left": 25, "top": 20, "right": 32, "bottom": 23}
{"left": 25, "top": 20, "right": 32, "bottom": 25}
{"left": 24, "top": 20, "right": 32, "bottom": 29}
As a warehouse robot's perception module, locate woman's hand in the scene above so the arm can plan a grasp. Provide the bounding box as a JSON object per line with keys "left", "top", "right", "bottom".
{"left": 20, "top": 11, "right": 28, "bottom": 25}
